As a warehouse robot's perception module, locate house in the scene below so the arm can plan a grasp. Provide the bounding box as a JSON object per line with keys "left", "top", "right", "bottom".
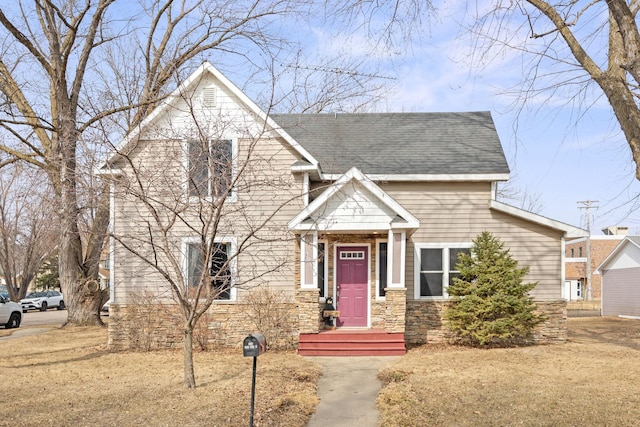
{"left": 596, "top": 236, "right": 640, "bottom": 318}
{"left": 100, "top": 62, "right": 586, "bottom": 355}
{"left": 564, "top": 228, "right": 628, "bottom": 301}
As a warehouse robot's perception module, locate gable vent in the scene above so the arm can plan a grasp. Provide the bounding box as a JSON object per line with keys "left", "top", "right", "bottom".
{"left": 202, "top": 87, "right": 217, "bottom": 107}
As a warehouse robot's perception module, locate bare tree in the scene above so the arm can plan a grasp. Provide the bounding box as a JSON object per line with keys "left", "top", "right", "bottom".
{"left": 459, "top": 1, "right": 640, "bottom": 181}
{"left": 0, "top": 0, "right": 344, "bottom": 325}
{"left": 498, "top": 180, "right": 545, "bottom": 214}
{"left": 105, "top": 81, "right": 304, "bottom": 387}
{"left": 0, "top": 164, "right": 58, "bottom": 302}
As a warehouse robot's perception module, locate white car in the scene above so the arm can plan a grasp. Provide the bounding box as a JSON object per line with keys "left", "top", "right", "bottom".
{"left": 20, "top": 290, "right": 65, "bottom": 312}
{"left": 0, "top": 294, "right": 21, "bottom": 328}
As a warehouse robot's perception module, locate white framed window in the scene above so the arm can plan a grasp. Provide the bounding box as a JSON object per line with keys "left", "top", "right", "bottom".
{"left": 339, "top": 251, "right": 365, "bottom": 260}
{"left": 376, "top": 239, "right": 388, "bottom": 299}
{"left": 183, "top": 237, "right": 237, "bottom": 301}
{"left": 185, "top": 138, "right": 237, "bottom": 200}
{"left": 317, "top": 240, "right": 328, "bottom": 298}
{"left": 414, "top": 243, "right": 471, "bottom": 299}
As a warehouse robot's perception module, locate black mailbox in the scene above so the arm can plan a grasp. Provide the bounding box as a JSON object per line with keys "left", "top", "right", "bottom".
{"left": 243, "top": 333, "right": 266, "bottom": 357}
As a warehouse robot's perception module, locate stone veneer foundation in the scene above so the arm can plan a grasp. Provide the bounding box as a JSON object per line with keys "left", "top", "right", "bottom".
{"left": 107, "top": 302, "right": 299, "bottom": 351}
{"left": 405, "top": 299, "right": 568, "bottom": 346}
{"left": 109, "top": 298, "right": 567, "bottom": 350}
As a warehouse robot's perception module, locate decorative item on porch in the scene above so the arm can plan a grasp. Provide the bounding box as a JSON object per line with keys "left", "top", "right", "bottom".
{"left": 322, "top": 297, "right": 340, "bottom": 330}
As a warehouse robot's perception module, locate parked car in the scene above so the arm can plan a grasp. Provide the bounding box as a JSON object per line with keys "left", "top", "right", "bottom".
{"left": 20, "top": 290, "right": 65, "bottom": 312}
{"left": 0, "top": 294, "right": 21, "bottom": 328}
{"left": 100, "top": 299, "right": 110, "bottom": 316}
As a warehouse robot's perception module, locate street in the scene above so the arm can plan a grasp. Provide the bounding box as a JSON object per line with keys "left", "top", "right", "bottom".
{"left": 20, "top": 309, "right": 67, "bottom": 327}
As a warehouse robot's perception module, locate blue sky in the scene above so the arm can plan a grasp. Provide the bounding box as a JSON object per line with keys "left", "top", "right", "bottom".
{"left": 212, "top": 1, "right": 640, "bottom": 234}
{"left": 299, "top": 1, "right": 640, "bottom": 235}
{"left": 389, "top": 39, "right": 640, "bottom": 234}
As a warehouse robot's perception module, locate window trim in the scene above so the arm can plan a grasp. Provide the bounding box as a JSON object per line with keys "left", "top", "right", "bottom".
{"left": 414, "top": 242, "right": 471, "bottom": 300}
{"left": 182, "top": 236, "right": 237, "bottom": 301}
{"left": 183, "top": 138, "right": 238, "bottom": 203}
{"left": 317, "top": 240, "right": 328, "bottom": 299}
{"left": 375, "top": 238, "right": 388, "bottom": 299}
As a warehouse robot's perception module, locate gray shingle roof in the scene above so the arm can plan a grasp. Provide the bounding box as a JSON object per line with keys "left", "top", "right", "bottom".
{"left": 270, "top": 112, "right": 510, "bottom": 176}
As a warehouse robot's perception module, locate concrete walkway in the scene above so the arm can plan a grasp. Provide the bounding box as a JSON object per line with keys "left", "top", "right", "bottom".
{"left": 306, "top": 356, "right": 398, "bottom": 427}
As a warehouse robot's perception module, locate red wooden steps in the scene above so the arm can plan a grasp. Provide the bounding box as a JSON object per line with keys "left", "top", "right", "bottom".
{"left": 298, "top": 330, "right": 406, "bottom": 356}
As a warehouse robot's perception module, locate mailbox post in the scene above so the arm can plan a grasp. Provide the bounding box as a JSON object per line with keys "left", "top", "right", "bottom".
{"left": 243, "top": 333, "right": 266, "bottom": 427}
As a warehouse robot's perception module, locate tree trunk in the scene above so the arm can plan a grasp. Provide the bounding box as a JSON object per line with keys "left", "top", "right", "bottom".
{"left": 57, "top": 119, "right": 103, "bottom": 326}
{"left": 183, "top": 328, "right": 196, "bottom": 389}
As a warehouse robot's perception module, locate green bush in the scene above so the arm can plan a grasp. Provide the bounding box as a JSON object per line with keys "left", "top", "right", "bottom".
{"left": 445, "top": 231, "right": 546, "bottom": 346}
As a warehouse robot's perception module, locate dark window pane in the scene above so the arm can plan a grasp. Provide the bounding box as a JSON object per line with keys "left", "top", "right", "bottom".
{"left": 420, "top": 273, "right": 443, "bottom": 297}
{"left": 378, "top": 242, "right": 388, "bottom": 297}
{"left": 318, "top": 243, "right": 325, "bottom": 298}
{"left": 449, "top": 248, "right": 470, "bottom": 271}
{"left": 212, "top": 139, "right": 232, "bottom": 197}
{"left": 420, "top": 248, "right": 442, "bottom": 271}
{"left": 449, "top": 272, "right": 461, "bottom": 286}
{"left": 188, "top": 140, "right": 208, "bottom": 197}
{"left": 210, "top": 242, "right": 230, "bottom": 300}
{"left": 187, "top": 243, "right": 204, "bottom": 288}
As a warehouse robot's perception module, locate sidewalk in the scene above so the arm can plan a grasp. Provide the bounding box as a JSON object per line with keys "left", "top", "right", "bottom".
{"left": 306, "top": 356, "right": 399, "bottom": 427}
{"left": 0, "top": 327, "right": 51, "bottom": 341}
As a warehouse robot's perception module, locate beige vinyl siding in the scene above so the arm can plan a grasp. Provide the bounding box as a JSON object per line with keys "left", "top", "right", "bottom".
{"left": 380, "top": 182, "right": 564, "bottom": 301}
{"left": 111, "top": 134, "right": 304, "bottom": 304}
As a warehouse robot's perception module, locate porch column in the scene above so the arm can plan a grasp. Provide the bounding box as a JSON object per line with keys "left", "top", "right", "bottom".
{"left": 385, "top": 230, "right": 407, "bottom": 333}
{"left": 297, "top": 232, "right": 322, "bottom": 334}
{"left": 384, "top": 288, "right": 406, "bottom": 333}
{"left": 300, "top": 232, "right": 318, "bottom": 289}
{"left": 296, "top": 288, "right": 321, "bottom": 334}
{"left": 387, "top": 230, "right": 406, "bottom": 288}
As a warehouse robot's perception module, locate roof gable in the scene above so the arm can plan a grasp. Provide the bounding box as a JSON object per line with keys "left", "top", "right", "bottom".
{"left": 100, "top": 62, "right": 317, "bottom": 172}
{"left": 596, "top": 236, "right": 640, "bottom": 271}
{"left": 271, "top": 112, "right": 510, "bottom": 180}
{"left": 288, "top": 167, "right": 419, "bottom": 232}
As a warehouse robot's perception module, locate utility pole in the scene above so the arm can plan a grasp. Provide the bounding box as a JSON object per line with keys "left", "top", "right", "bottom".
{"left": 577, "top": 200, "right": 599, "bottom": 301}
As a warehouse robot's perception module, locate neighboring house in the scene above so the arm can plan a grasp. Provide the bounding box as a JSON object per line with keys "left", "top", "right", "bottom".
{"left": 564, "top": 227, "right": 629, "bottom": 301}
{"left": 99, "top": 247, "right": 110, "bottom": 290}
{"left": 100, "top": 62, "right": 586, "bottom": 354}
{"left": 596, "top": 236, "right": 640, "bottom": 318}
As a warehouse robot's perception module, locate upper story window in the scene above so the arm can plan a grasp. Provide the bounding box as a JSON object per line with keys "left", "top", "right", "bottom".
{"left": 187, "top": 139, "right": 234, "bottom": 198}
{"left": 579, "top": 247, "right": 583, "bottom": 257}
{"left": 415, "top": 244, "right": 471, "bottom": 299}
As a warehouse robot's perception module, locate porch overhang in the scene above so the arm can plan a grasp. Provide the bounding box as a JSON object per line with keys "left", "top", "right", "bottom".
{"left": 288, "top": 167, "right": 419, "bottom": 233}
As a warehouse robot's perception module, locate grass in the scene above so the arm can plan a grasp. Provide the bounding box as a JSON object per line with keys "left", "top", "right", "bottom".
{"left": 0, "top": 325, "right": 320, "bottom": 427}
{"left": 2, "top": 317, "right": 639, "bottom": 426}
{"left": 377, "top": 317, "right": 640, "bottom": 426}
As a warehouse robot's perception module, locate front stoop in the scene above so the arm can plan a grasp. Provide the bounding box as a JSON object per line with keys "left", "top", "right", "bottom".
{"left": 298, "top": 330, "right": 406, "bottom": 356}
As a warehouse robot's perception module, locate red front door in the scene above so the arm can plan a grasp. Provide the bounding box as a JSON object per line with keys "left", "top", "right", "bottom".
{"left": 336, "top": 246, "right": 368, "bottom": 327}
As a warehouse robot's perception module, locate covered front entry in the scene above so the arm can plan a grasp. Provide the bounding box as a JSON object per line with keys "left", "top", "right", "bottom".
{"left": 336, "top": 246, "right": 369, "bottom": 327}
{"left": 291, "top": 167, "right": 419, "bottom": 355}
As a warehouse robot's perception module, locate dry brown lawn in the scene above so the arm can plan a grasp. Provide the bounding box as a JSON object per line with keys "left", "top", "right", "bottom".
{"left": 2, "top": 317, "right": 639, "bottom": 426}
{"left": 378, "top": 317, "right": 640, "bottom": 427}
{"left": 0, "top": 325, "right": 320, "bottom": 427}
